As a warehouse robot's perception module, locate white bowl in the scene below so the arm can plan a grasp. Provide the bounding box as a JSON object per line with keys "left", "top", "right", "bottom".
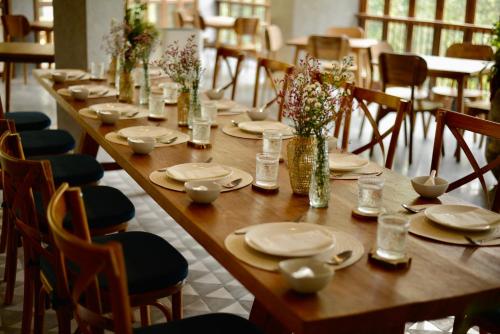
{"left": 127, "top": 136, "right": 155, "bottom": 154}
{"left": 70, "top": 87, "right": 89, "bottom": 101}
{"left": 206, "top": 89, "right": 224, "bottom": 100}
{"left": 184, "top": 180, "right": 221, "bottom": 204}
{"left": 411, "top": 176, "right": 449, "bottom": 198}
{"left": 247, "top": 108, "right": 269, "bottom": 121}
{"left": 52, "top": 72, "right": 67, "bottom": 83}
{"left": 279, "top": 258, "right": 334, "bottom": 294}
{"left": 96, "top": 109, "right": 120, "bottom": 125}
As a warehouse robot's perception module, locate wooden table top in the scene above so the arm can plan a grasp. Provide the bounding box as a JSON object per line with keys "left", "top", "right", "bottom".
{"left": 286, "top": 36, "right": 379, "bottom": 50}
{"left": 34, "top": 70, "right": 500, "bottom": 334}
{"left": 421, "top": 55, "right": 492, "bottom": 78}
{"left": 0, "top": 42, "right": 54, "bottom": 63}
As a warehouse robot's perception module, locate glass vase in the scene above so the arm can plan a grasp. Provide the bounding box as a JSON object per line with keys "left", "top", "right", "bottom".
{"left": 107, "top": 56, "right": 117, "bottom": 85}
{"left": 309, "top": 136, "right": 330, "bottom": 208}
{"left": 188, "top": 82, "right": 201, "bottom": 129}
{"left": 286, "top": 136, "right": 316, "bottom": 195}
{"left": 118, "top": 68, "right": 134, "bottom": 103}
{"left": 139, "top": 62, "right": 150, "bottom": 105}
{"left": 177, "top": 89, "right": 190, "bottom": 127}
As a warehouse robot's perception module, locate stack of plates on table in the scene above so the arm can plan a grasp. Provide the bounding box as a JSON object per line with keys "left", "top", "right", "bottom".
{"left": 329, "top": 153, "right": 369, "bottom": 172}
{"left": 424, "top": 204, "right": 500, "bottom": 232}
{"left": 238, "top": 121, "right": 294, "bottom": 136}
{"left": 67, "top": 84, "right": 113, "bottom": 97}
{"left": 214, "top": 100, "right": 237, "bottom": 111}
{"left": 89, "top": 103, "right": 145, "bottom": 117}
{"left": 46, "top": 69, "right": 89, "bottom": 80}
{"left": 164, "top": 163, "right": 233, "bottom": 182}
{"left": 117, "top": 126, "right": 174, "bottom": 139}
{"left": 244, "top": 223, "right": 336, "bottom": 257}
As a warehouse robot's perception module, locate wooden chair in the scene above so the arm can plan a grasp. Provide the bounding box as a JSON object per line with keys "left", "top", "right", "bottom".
{"left": 264, "top": 24, "right": 283, "bottom": 59}
{"left": 430, "top": 109, "right": 500, "bottom": 212}
{"left": 379, "top": 52, "right": 443, "bottom": 164}
{"left": 367, "top": 41, "right": 393, "bottom": 90}
{"left": 233, "top": 17, "right": 260, "bottom": 56}
{"left": 1, "top": 14, "right": 31, "bottom": 84}
{"left": 326, "top": 26, "right": 365, "bottom": 38}
{"left": 47, "top": 182, "right": 263, "bottom": 334}
{"left": 212, "top": 46, "right": 245, "bottom": 100}
{"left": 339, "top": 86, "right": 410, "bottom": 169}
{"left": 306, "top": 35, "right": 350, "bottom": 69}
{"left": 253, "top": 57, "right": 294, "bottom": 121}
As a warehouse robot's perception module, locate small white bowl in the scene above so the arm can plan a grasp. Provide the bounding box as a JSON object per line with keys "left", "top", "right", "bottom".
{"left": 128, "top": 136, "right": 155, "bottom": 154}
{"left": 184, "top": 180, "right": 221, "bottom": 204}
{"left": 52, "top": 72, "right": 67, "bottom": 83}
{"left": 96, "top": 109, "right": 120, "bottom": 125}
{"left": 279, "top": 258, "right": 334, "bottom": 294}
{"left": 206, "top": 89, "right": 224, "bottom": 100}
{"left": 411, "top": 176, "right": 449, "bottom": 198}
{"left": 247, "top": 108, "right": 269, "bottom": 121}
{"left": 70, "top": 88, "right": 89, "bottom": 101}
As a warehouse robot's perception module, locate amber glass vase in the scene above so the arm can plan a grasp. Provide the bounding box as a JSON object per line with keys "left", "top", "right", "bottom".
{"left": 118, "top": 69, "right": 134, "bottom": 103}
{"left": 286, "top": 136, "right": 316, "bottom": 195}
{"left": 177, "top": 90, "right": 190, "bottom": 126}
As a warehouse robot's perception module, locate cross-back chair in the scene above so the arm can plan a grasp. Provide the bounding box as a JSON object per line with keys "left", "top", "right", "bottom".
{"left": 212, "top": 46, "right": 245, "bottom": 100}
{"left": 430, "top": 109, "right": 500, "bottom": 212}
{"left": 264, "top": 24, "right": 284, "bottom": 59}
{"left": 47, "top": 182, "right": 263, "bottom": 334}
{"left": 339, "top": 86, "right": 410, "bottom": 169}
{"left": 1, "top": 14, "right": 31, "bottom": 84}
{"left": 253, "top": 57, "right": 294, "bottom": 121}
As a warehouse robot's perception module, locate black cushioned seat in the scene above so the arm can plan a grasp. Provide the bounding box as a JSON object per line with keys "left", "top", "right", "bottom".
{"left": 41, "top": 231, "right": 187, "bottom": 296}
{"left": 33, "top": 154, "right": 104, "bottom": 186}
{"left": 134, "top": 313, "right": 263, "bottom": 334}
{"left": 5, "top": 112, "right": 51, "bottom": 131}
{"left": 20, "top": 130, "right": 75, "bottom": 156}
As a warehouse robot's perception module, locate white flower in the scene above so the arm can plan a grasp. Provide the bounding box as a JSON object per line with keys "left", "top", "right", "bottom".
{"left": 314, "top": 102, "right": 321, "bottom": 108}
{"left": 304, "top": 106, "right": 310, "bottom": 111}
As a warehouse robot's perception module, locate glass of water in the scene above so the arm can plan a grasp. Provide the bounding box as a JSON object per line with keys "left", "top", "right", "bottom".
{"left": 192, "top": 118, "right": 211, "bottom": 144}
{"left": 149, "top": 89, "right": 166, "bottom": 119}
{"left": 262, "top": 129, "right": 282, "bottom": 159}
{"left": 202, "top": 101, "right": 218, "bottom": 125}
{"left": 90, "top": 62, "right": 105, "bottom": 79}
{"left": 357, "top": 175, "right": 384, "bottom": 214}
{"left": 162, "top": 82, "right": 179, "bottom": 103}
{"left": 376, "top": 213, "right": 410, "bottom": 260}
{"left": 255, "top": 153, "right": 279, "bottom": 188}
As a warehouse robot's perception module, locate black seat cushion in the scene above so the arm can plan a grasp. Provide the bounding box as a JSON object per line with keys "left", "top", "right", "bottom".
{"left": 134, "top": 313, "right": 263, "bottom": 334}
{"left": 20, "top": 130, "right": 75, "bottom": 156}
{"left": 33, "top": 154, "right": 104, "bottom": 186}
{"left": 41, "top": 232, "right": 187, "bottom": 297}
{"left": 5, "top": 111, "right": 51, "bottom": 131}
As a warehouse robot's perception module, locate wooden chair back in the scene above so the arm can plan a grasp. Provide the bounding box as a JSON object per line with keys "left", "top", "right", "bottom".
{"left": 193, "top": 11, "right": 206, "bottom": 30}
{"left": 264, "top": 24, "right": 283, "bottom": 58}
{"left": 367, "top": 41, "right": 393, "bottom": 89}
{"left": 307, "top": 35, "right": 350, "bottom": 62}
{"left": 445, "top": 43, "right": 493, "bottom": 61}
{"left": 212, "top": 46, "right": 245, "bottom": 100}
{"left": 174, "top": 10, "right": 191, "bottom": 28}
{"left": 47, "top": 183, "right": 133, "bottom": 334}
{"left": 253, "top": 57, "right": 294, "bottom": 121}
{"left": 234, "top": 17, "right": 259, "bottom": 48}
{"left": 431, "top": 109, "right": 500, "bottom": 212}
{"left": 1, "top": 14, "right": 31, "bottom": 40}
{"left": 326, "top": 26, "right": 365, "bottom": 38}
{"left": 340, "top": 86, "right": 410, "bottom": 169}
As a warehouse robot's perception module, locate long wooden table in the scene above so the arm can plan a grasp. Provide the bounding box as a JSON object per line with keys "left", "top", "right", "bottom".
{"left": 34, "top": 69, "right": 500, "bottom": 334}
{"left": 0, "top": 42, "right": 54, "bottom": 113}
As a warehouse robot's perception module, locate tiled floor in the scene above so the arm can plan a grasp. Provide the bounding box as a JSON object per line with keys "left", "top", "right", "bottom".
{"left": 0, "top": 57, "right": 491, "bottom": 333}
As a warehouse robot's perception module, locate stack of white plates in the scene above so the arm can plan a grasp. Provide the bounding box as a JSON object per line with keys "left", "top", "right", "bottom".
{"left": 329, "top": 153, "right": 369, "bottom": 172}
{"left": 164, "top": 163, "right": 233, "bottom": 182}
{"left": 424, "top": 204, "right": 500, "bottom": 232}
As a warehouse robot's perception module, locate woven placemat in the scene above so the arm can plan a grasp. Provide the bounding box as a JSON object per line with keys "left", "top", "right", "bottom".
{"left": 225, "top": 228, "right": 365, "bottom": 272}
{"left": 149, "top": 166, "right": 253, "bottom": 192}
{"left": 222, "top": 124, "right": 295, "bottom": 140}
{"left": 409, "top": 213, "right": 500, "bottom": 246}
{"left": 78, "top": 107, "right": 148, "bottom": 120}
{"left": 104, "top": 131, "right": 189, "bottom": 147}
{"left": 57, "top": 85, "right": 117, "bottom": 98}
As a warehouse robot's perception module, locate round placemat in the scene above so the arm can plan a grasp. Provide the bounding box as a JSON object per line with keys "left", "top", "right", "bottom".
{"left": 78, "top": 107, "right": 148, "bottom": 120}
{"left": 409, "top": 213, "right": 500, "bottom": 246}
{"left": 222, "top": 124, "right": 295, "bottom": 140}
{"left": 149, "top": 166, "right": 253, "bottom": 192}
{"left": 57, "top": 85, "right": 117, "bottom": 98}
{"left": 104, "top": 131, "right": 189, "bottom": 147}
{"left": 225, "top": 228, "right": 365, "bottom": 272}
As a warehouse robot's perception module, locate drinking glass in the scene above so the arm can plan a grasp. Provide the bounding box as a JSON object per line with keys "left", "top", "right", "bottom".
{"left": 149, "top": 89, "right": 166, "bottom": 118}
{"left": 357, "top": 176, "right": 384, "bottom": 214}
{"left": 202, "top": 101, "right": 218, "bottom": 125}
{"left": 90, "top": 62, "right": 105, "bottom": 79}
{"left": 376, "top": 213, "right": 410, "bottom": 260}
{"left": 192, "top": 118, "right": 211, "bottom": 144}
{"left": 255, "top": 153, "right": 279, "bottom": 188}
{"left": 162, "top": 82, "right": 179, "bottom": 102}
{"left": 262, "top": 129, "right": 282, "bottom": 159}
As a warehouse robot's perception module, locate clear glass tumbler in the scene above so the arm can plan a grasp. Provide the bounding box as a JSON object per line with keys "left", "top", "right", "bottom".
{"left": 90, "top": 61, "right": 105, "bottom": 79}
{"left": 192, "top": 118, "right": 211, "bottom": 144}
{"left": 202, "top": 101, "right": 218, "bottom": 125}
{"left": 262, "top": 129, "right": 283, "bottom": 159}
{"left": 357, "top": 175, "right": 384, "bottom": 214}
{"left": 255, "top": 153, "right": 279, "bottom": 188}
{"left": 162, "top": 82, "right": 179, "bottom": 103}
{"left": 376, "top": 213, "right": 410, "bottom": 260}
{"left": 149, "top": 89, "right": 166, "bottom": 119}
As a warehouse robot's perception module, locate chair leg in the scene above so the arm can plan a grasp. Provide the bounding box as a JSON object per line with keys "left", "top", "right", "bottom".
{"left": 171, "top": 290, "right": 183, "bottom": 321}
{"left": 23, "top": 63, "right": 28, "bottom": 85}
{"left": 403, "top": 116, "right": 408, "bottom": 146}
{"left": 21, "top": 251, "right": 34, "bottom": 334}
{"left": 409, "top": 113, "right": 415, "bottom": 165}
{"left": 0, "top": 207, "right": 9, "bottom": 253}
{"left": 55, "top": 307, "right": 72, "bottom": 334}
{"left": 3, "top": 227, "right": 19, "bottom": 305}
{"left": 33, "top": 277, "right": 47, "bottom": 334}
{"left": 140, "top": 305, "right": 151, "bottom": 326}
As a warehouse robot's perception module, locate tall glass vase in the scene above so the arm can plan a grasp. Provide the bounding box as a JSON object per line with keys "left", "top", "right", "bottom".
{"left": 286, "top": 136, "right": 316, "bottom": 195}
{"left": 119, "top": 68, "right": 134, "bottom": 103}
{"left": 139, "top": 62, "right": 150, "bottom": 105}
{"left": 309, "top": 136, "right": 330, "bottom": 208}
{"left": 107, "top": 56, "right": 117, "bottom": 85}
{"left": 177, "top": 89, "right": 190, "bottom": 127}
{"left": 188, "top": 81, "right": 201, "bottom": 129}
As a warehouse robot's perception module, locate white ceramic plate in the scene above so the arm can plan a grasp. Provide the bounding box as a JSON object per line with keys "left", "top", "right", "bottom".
{"left": 68, "top": 84, "right": 108, "bottom": 96}
{"left": 424, "top": 204, "right": 499, "bottom": 232}
{"left": 90, "top": 102, "right": 140, "bottom": 113}
{"left": 165, "top": 163, "right": 233, "bottom": 182}
{"left": 245, "top": 222, "right": 336, "bottom": 257}
{"left": 215, "top": 100, "right": 237, "bottom": 111}
{"left": 329, "top": 153, "right": 369, "bottom": 172}
{"left": 117, "top": 126, "right": 172, "bottom": 139}
{"left": 50, "top": 69, "right": 87, "bottom": 80}
{"left": 238, "top": 121, "right": 293, "bottom": 135}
